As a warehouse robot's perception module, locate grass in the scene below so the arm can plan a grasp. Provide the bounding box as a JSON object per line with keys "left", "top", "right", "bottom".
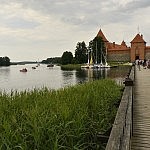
{"left": 0, "top": 79, "right": 123, "bottom": 150}
{"left": 60, "top": 64, "right": 82, "bottom": 70}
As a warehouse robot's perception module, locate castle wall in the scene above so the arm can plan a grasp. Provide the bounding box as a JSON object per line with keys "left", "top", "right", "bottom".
{"left": 97, "top": 30, "right": 150, "bottom": 62}
{"left": 108, "top": 50, "right": 130, "bottom": 62}
{"left": 145, "top": 48, "right": 150, "bottom": 60}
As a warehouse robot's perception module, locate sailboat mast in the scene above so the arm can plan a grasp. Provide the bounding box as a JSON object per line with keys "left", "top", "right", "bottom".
{"left": 87, "top": 48, "right": 90, "bottom": 64}
{"left": 105, "top": 46, "right": 108, "bottom": 65}
{"left": 96, "top": 42, "right": 97, "bottom": 64}
{"left": 90, "top": 49, "right": 93, "bottom": 65}
{"left": 100, "top": 43, "right": 103, "bottom": 65}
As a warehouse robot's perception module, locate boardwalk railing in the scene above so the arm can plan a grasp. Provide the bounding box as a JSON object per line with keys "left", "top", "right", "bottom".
{"left": 105, "top": 66, "right": 135, "bottom": 150}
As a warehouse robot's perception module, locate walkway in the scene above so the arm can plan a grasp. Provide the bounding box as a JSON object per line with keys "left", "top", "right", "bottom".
{"left": 131, "top": 66, "right": 150, "bottom": 149}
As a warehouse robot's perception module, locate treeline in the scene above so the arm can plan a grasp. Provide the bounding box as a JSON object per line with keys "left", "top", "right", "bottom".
{"left": 0, "top": 56, "right": 10, "bottom": 66}
{"left": 41, "top": 57, "right": 61, "bottom": 64}
{"left": 42, "top": 36, "right": 105, "bottom": 65}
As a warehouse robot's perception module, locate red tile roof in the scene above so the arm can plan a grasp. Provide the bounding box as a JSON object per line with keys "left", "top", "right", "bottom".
{"left": 121, "top": 40, "right": 127, "bottom": 47}
{"left": 131, "top": 34, "right": 145, "bottom": 43}
{"left": 96, "top": 29, "right": 129, "bottom": 51}
{"left": 97, "top": 29, "right": 109, "bottom": 42}
{"left": 107, "top": 41, "right": 129, "bottom": 51}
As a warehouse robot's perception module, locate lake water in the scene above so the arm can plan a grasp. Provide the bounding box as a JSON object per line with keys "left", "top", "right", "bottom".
{"left": 0, "top": 64, "right": 130, "bottom": 93}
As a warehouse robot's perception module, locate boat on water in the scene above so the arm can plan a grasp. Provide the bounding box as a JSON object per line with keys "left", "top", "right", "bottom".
{"left": 95, "top": 44, "right": 111, "bottom": 69}
{"left": 36, "top": 59, "right": 40, "bottom": 67}
{"left": 47, "top": 64, "right": 54, "bottom": 67}
{"left": 81, "top": 63, "right": 94, "bottom": 69}
{"left": 32, "top": 67, "right": 36, "bottom": 69}
{"left": 81, "top": 48, "right": 95, "bottom": 69}
{"left": 20, "top": 68, "right": 27, "bottom": 72}
{"left": 81, "top": 42, "right": 112, "bottom": 69}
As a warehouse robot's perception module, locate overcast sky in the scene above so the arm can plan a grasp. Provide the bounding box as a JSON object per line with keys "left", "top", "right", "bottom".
{"left": 0, "top": 0, "right": 150, "bottom": 62}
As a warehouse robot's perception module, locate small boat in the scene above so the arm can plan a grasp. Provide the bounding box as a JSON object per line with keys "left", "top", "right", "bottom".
{"left": 36, "top": 64, "right": 40, "bottom": 67}
{"left": 20, "top": 68, "right": 27, "bottom": 72}
{"left": 32, "top": 67, "right": 36, "bottom": 69}
{"left": 47, "top": 64, "right": 54, "bottom": 67}
{"left": 81, "top": 64, "right": 95, "bottom": 69}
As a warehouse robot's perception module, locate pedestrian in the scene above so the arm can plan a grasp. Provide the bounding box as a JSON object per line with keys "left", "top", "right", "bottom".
{"left": 147, "top": 60, "right": 150, "bottom": 69}
{"left": 143, "top": 59, "right": 147, "bottom": 69}
{"left": 137, "top": 59, "right": 141, "bottom": 71}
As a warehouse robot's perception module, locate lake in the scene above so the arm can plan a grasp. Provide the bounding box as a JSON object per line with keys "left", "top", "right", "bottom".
{"left": 0, "top": 64, "right": 130, "bottom": 93}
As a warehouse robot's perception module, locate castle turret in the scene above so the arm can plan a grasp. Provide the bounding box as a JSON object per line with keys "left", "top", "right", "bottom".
{"left": 121, "top": 40, "right": 127, "bottom": 47}
{"left": 130, "top": 34, "right": 146, "bottom": 61}
{"left": 97, "top": 29, "right": 109, "bottom": 42}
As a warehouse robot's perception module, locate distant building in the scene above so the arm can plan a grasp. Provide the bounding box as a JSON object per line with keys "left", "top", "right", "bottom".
{"left": 97, "top": 29, "right": 150, "bottom": 62}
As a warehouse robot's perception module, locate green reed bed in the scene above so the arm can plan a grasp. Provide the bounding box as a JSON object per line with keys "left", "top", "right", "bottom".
{"left": 0, "top": 79, "right": 123, "bottom": 150}
{"left": 60, "top": 64, "right": 82, "bottom": 70}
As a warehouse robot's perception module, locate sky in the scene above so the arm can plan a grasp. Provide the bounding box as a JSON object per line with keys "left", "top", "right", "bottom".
{"left": 0, "top": 0, "right": 150, "bottom": 62}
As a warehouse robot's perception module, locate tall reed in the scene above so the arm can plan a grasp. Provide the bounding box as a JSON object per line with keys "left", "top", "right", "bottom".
{"left": 0, "top": 79, "right": 123, "bottom": 150}
{"left": 61, "top": 64, "right": 81, "bottom": 70}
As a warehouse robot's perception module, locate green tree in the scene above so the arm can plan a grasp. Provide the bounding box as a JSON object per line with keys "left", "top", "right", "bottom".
{"left": 0, "top": 56, "right": 10, "bottom": 66}
{"left": 75, "top": 41, "right": 87, "bottom": 64}
{"left": 41, "top": 57, "right": 61, "bottom": 64}
{"left": 61, "top": 51, "right": 73, "bottom": 65}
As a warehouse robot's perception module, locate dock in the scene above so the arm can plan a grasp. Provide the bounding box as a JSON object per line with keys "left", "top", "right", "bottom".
{"left": 131, "top": 67, "right": 150, "bottom": 149}
{"left": 106, "top": 66, "right": 150, "bottom": 150}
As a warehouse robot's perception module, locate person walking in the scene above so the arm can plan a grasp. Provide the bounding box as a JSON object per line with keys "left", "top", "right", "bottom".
{"left": 137, "top": 59, "right": 141, "bottom": 71}
{"left": 147, "top": 59, "right": 150, "bottom": 69}
{"left": 143, "top": 59, "right": 147, "bottom": 69}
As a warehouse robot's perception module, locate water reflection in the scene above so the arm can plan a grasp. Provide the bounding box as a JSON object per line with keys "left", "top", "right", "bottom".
{"left": 76, "top": 68, "right": 109, "bottom": 82}
{"left": 75, "top": 66, "right": 131, "bottom": 85}
{"left": 0, "top": 65, "right": 131, "bottom": 93}
{"left": 0, "top": 66, "right": 10, "bottom": 75}
{"left": 61, "top": 70, "right": 76, "bottom": 86}
{"left": 0, "top": 66, "right": 10, "bottom": 85}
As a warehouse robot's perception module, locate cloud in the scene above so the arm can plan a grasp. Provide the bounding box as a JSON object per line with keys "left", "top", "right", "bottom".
{"left": 0, "top": 0, "right": 150, "bottom": 61}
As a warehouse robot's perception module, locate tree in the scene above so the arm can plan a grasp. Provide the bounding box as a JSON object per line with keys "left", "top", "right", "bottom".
{"left": 75, "top": 41, "right": 87, "bottom": 64}
{"left": 41, "top": 57, "right": 61, "bottom": 64}
{"left": 0, "top": 56, "right": 10, "bottom": 66}
{"left": 61, "top": 51, "right": 73, "bottom": 65}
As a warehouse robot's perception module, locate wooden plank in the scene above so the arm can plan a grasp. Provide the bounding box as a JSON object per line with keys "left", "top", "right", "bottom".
{"left": 131, "top": 67, "right": 150, "bottom": 150}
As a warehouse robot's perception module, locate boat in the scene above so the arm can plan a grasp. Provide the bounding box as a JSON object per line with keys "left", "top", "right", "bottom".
{"left": 20, "top": 68, "right": 27, "bottom": 72}
{"left": 97, "top": 45, "right": 111, "bottom": 69}
{"left": 81, "top": 42, "right": 111, "bottom": 69}
{"left": 32, "top": 67, "right": 36, "bottom": 69}
{"left": 103, "top": 47, "right": 111, "bottom": 68}
{"left": 37, "top": 59, "right": 40, "bottom": 66}
{"left": 81, "top": 48, "right": 94, "bottom": 69}
{"left": 47, "top": 64, "right": 54, "bottom": 67}
{"left": 93, "top": 42, "right": 99, "bottom": 68}
{"left": 81, "top": 64, "right": 90, "bottom": 69}
{"left": 93, "top": 42, "right": 105, "bottom": 68}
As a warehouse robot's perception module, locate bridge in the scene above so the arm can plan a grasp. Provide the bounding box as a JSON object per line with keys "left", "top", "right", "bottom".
{"left": 106, "top": 65, "right": 150, "bottom": 150}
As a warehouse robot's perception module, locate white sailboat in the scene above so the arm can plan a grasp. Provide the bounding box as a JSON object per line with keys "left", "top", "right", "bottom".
{"left": 103, "top": 46, "right": 111, "bottom": 68}
{"left": 81, "top": 48, "right": 95, "bottom": 69}
{"left": 93, "top": 42, "right": 99, "bottom": 68}
{"left": 98, "top": 43, "right": 105, "bottom": 68}
{"left": 89, "top": 52, "right": 94, "bottom": 69}
{"left": 95, "top": 44, "right": 111, "bottom": 69}
{"left": 81, "top": 42, "right": 111, "bottom": 69}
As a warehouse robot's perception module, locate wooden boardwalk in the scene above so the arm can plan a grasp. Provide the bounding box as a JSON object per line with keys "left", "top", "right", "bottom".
{"left": 131, "top": 66, "right": 150, "bottom": 150}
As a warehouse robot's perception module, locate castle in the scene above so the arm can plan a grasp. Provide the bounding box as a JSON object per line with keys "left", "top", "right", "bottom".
{"left": 97, "top": 29, "right": 150, "bottom": 62}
